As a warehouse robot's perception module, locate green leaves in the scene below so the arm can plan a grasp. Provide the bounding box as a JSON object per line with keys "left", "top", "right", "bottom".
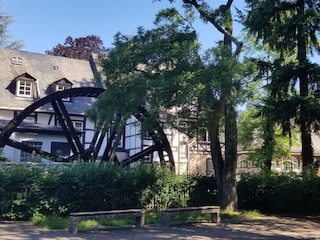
{"left": 243, "top": 0, "right": 320, "bottom": 167}
{"left": 90, "top": 9, "right": 203, "bottom": 134}
{"left": 90, "top": 14, "right": 252, "bottom": 136}
{"left": 244, "top": 0, "right": 320, "bottom": 54}
{"left": 0, "top": 163, "right": 201, "bottom": 219}
{"left": 0, "top": 6, "right": 23, "bottom": 49}
{"left": 238, "top": 172, "right": 320, "bottom": 213}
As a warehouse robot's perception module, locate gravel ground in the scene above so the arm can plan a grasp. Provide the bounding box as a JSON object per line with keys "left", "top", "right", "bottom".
{"left": 1, "top": 215, "right": 320, "bottom": 240}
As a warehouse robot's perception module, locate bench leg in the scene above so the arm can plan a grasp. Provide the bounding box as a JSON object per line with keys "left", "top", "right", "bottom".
{"left": 69, "top": 216, "right": 78, "bottom": 234}
{"left": 211, "top": 212, "right": 221, "bottom": 224}
{"left": 135, "top": 214, "right": 145, "bottom": 228}
{"left": 160, "top": 212, "right": 170, "bottom": 227}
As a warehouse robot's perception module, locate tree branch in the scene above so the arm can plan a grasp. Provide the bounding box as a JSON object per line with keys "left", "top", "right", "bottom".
{"left": 183, "top": 0, "right": 243, "bottom": 57}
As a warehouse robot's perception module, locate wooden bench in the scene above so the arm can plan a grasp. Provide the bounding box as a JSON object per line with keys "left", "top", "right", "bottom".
{"left": 69, "top": 209, "right": 145, "bottom": 234}
{"left": 160, "top": 205, "right": 220, "bottom": 227}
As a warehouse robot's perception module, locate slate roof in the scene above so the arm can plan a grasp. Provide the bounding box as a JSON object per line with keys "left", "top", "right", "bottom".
{"left": 0, "top": 119, "right": 64, "bottom": 134}
{"left": 0, "top": 48, "right": 103, "bottom": 115}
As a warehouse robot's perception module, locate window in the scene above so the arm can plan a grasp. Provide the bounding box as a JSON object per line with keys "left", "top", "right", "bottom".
{"left": 9, "top": 73, "right": 37, "bottom": 98}
{"left": 51, "top": 142, "right": 70, "bottom": 157}
{"left": 56, "top": 84, "right": 70, "bottom": 92}
{"left": 73, "top": 121, "right": 83, "bottom": 131}
{"left": 237, "top": 155, "right": 254, "bottom": 168}
{"left": 56, "top": 84, "right": 71, "bottom": 101}
{"left": 55, "top": 119, "right": 83, "bottom": 132}
{"left": 272, "top": 156, "right": 301, "bottom": 173}
{"left": 280, "top": 156, "right": 299, "bottom": 172}
{"left": 17, "top": 79, "right": 33, "bottom": 97}
{"left": 11, "top": 56, "right": 22, "bottom": 65}
{"left": 198, "top": 129, "right": 209, "bottom": 142}
{"left": 180, "top": 142, "right": 188, "bottom": 158}
{"left": 21, "top": 141, "right": 42, "bottom": 162}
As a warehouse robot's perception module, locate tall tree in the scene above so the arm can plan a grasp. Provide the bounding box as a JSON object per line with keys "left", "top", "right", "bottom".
{"left": 88, "top": 6, "right": 253, "bottom": 210}
{"left": 243, "top": 0, "right": 320, "bottom": 171}
{"left": 0, "top": 6, "right": 23, "bottom": 49}
{"left": 45, "top": 35, "right": 107, "bottom": 60}
{"left": 238, "top": 106, "right": 300, "bottom": 169}
{"left": 163, "top": 0, "right": 244, "bottom": 210}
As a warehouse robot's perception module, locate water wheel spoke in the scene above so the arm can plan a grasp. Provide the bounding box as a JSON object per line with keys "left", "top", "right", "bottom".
{"left": 91, "top": 130, "right": 107, "bottom": 160}
{"left": 6, "top": 138, "right": 60, "bottom": 161}
{"left": 51, "top": 99, "right": 84, "bottom": 154}
{"left": 102, "top": 129, "right": 116, "bottom": 161}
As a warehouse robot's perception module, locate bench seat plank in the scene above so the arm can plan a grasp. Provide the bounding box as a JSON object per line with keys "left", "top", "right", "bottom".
{"left": 160, "top": 205, "right": 220, "bottom": 227}
{"left": 69, "top": 209, "right": 145, "bottom": 234}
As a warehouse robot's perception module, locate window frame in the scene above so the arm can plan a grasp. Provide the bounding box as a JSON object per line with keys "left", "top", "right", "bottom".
{"left": 73, "top": 121, "right": 83, "bottom": 132}
{"left": 11, "top": 56, "right": 22, "bottom": 65}
{"left": 20, "top": 141, "right": 42, "bottom": 162}
{"left": 55, "top": 84, "right": 71, "bottom": 101}
{"left": 51, "top": 142, "right": 71, "bottom": 158}
{"left": 179, "top": 142, "right": 188, "bottom": 158}
{"left": 16, "top": 79, "right": 33, "bottom": 98}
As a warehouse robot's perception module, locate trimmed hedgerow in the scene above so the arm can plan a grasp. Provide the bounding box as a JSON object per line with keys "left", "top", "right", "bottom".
{"left": 237, "top": 172, "right": 320, "bottom": 214}
{"left": 0, "top": 163, "right": 209, "bottom": 220}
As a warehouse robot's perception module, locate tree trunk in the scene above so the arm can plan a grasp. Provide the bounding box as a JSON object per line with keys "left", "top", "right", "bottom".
{"left": 221, "top": 5, "right": 238, "bottom": 209}
{"left": 297, "top": 0, "right": 314, "bottom": 169}
{"left": 223, "top": 99, "right": 238, "bottom": 210}
{"left": 209, "top": 124, "right": 224, "bottom": 206}
{"left": 185, "top": 0, "right": 240, "bottom": 210}
{"left": 261, "top": 118, "right": 274, "bottom": 171}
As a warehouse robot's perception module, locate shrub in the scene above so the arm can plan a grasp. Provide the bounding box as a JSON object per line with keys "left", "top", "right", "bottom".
{"left": 0, "top": 164, "right": 44, "bottom": 220}
{"left": 188, "top": 176, "right": 218, "bottom": 207}
{"left": 237, "top": 172, "right": 320, "bottom": 213}
{"left": 140, "top": 166, "right": 194, "bottom": 210}
{"left": 0, "top": 163, "right": 211, "bottom": 219}
{"left": 40, "top": 163, "right": 128, "bottom": 215}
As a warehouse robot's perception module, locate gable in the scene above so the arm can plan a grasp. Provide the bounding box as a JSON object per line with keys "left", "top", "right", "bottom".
{"left": 6, "top": 72, "right": 39, "bottom": 99}
{"left": 47, "top": 78, "right": 73, "bottom": 95}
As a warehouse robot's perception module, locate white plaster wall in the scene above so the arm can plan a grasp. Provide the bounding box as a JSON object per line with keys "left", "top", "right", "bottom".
{"left": 2, "top": 132, "right": 67, "bottom": 162}
{"left": 0, "top": 110, "right": 14, "bottom": 120}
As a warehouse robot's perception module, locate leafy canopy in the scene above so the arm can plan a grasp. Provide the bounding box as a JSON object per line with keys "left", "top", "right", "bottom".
{"left": 45, "top": 35, "right": 107, "bottom": 60}
{"left": 88, "top": 8, "right": 253, "bottom": 136}
{"left": 0, "top": 6, "right": 23, "bottom": 49}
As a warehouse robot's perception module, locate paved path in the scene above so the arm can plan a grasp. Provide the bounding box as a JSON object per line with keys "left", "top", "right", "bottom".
{"left": 1, "top": 215, "right": 320, "bottom": 240}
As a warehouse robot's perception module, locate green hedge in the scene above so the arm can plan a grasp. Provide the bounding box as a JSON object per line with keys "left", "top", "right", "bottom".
{"left": 0, "top": 163, "right": 217, "bottom": 220}
{"left": 0, "top": 164, "right": 44, "bottom": 220}
{"left": 237, "top": 172, "right": 320, "bottom": 213}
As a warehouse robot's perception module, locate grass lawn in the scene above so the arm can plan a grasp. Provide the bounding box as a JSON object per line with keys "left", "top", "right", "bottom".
{"left": 31, "top": 210, "right": 262, "bottom": 230}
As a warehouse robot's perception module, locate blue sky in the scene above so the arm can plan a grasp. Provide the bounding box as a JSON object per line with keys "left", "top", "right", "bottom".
{"left": 2, "top": 0, "right": 245, "bottom": 54}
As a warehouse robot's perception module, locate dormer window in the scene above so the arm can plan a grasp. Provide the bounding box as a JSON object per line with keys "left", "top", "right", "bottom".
{"left": 49, "top": 78, "right": 73, "bottom": 101}
{"left": 56, "top": 84, "right": 70, "bottom": 101}
{"left": 7, "top": 73, "right": 38, "bottom": 99}
{"left": 56, "top": 84, "right": 70, "bottom": 92}
{"left": 73, "top": 121, "right": 83, "bottom": 131}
